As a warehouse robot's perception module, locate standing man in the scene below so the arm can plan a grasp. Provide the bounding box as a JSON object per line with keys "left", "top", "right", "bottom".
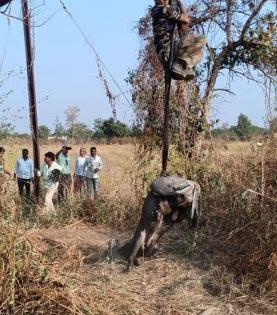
{"left": 74, "top": 147, "right": 87, "bottom": 194}
{"left": 14, "top": 149, "right": 34, "bottom": 199}
{"left": 84, "top": 147, "right": 103, "bottom": 203}
{"left": 39, "top": 152, "right": 62, "bottom": 214}
{"left": 56, "top": 145, "right": 72, "bottom": 203}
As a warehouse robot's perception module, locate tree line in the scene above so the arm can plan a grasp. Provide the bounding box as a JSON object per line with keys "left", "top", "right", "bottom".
{"left": 212, "top": 114, "right": 277, "bottom": 141}
{"left": 0, "top": 105, "right": 275, "bottom": 141}
{"left": 0, "top": 105, "right": 141, "bottom": 140}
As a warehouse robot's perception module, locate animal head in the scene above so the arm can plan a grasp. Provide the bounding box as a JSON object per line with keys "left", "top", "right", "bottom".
{"left": 175, "top": 181, "right": 201, "bottom": 220}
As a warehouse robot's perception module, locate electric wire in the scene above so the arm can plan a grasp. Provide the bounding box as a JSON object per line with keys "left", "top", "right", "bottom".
{"left": 0, "top": 23, "right": 10, "bottom": 77}
{"left": 58, "top": 0, "right": 134, "bottom": 110}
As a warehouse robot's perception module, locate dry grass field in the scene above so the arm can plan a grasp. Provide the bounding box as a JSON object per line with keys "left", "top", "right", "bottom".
{"left": 0, "top": 138, "right": 276, "bottom": 314}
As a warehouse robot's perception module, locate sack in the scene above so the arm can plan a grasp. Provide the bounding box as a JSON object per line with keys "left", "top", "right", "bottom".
{"left": 150, "top": 176, "right": 191, "bottom": 197}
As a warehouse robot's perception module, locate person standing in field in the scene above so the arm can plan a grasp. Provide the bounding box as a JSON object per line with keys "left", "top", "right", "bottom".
{"left": 0, "top": 147, "right": 11, "bottom": 195}
{"left": 38, "top": 152, "right": 62, "bottom": 214}
{"left": 74, "top": 147, "right": 87, "bottom": 194}
{"left": 14, "top": 149, "right": 34, "bottom": 200}
{"left": 84, "top": 147, "right": 103, "bottom": 203}
{"left": 56, "top": 145, "right": 72, "bottom": 203}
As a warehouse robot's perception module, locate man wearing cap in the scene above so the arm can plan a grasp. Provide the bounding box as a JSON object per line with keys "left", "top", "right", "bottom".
{"left": 56, "top": 145, "right": 72, "bottom": 203}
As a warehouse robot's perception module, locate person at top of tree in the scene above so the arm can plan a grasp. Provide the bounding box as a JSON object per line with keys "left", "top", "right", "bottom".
{"left": 151, "top": 0, "right": 206, "bottom": 81}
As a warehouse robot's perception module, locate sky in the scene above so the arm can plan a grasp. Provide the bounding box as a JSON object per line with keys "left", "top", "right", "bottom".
{"left": 0, "top": 0, "right": 267, "bottom": 133}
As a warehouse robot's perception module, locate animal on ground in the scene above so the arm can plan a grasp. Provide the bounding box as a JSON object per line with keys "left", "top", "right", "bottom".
{"left": 108, "top": 175, "right": 201, "bottom": 269}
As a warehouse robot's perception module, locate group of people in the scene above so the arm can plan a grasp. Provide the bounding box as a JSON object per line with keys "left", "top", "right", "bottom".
{"left": 0, "top": 145, "right": 103, "bottom": 214}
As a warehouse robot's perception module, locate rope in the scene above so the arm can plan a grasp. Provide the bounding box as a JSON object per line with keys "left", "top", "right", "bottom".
{"left": 0, "top": 23, "right": 10, "bottom": 77}
{"left": 58, "top": 0, "right": 133, "bottom": 110}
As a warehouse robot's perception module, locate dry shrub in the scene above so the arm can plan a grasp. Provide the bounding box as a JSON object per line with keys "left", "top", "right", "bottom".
{"left": 182, "top": 137, "right": 276, "bottom": 300}
{"left": 0, "top": 219, "right": 86, "bottom": 314}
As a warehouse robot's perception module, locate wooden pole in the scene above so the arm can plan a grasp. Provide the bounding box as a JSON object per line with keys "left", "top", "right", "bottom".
{"left": 161, "top": 73, "right": 172, "bottom": 176}
{"left": 161, "top": 20, "right": 177, "bottom": 176}
{"left": 162, "top": 0, "right": 184, "bottom": 175}
{"left": 21, "top": 0, "right": 40, "bottom": 203}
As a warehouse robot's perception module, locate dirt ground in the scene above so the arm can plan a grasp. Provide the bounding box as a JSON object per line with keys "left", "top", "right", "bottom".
{"left": 27, "top": 222, "right": 265, "bottom": 315}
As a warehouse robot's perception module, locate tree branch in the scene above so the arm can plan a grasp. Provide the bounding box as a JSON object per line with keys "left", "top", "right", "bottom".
{"left": 226, "top": 0, "right": 233, "bottom": 44}
{"left": 240, "top": 0, "right": 269, "bottom": 41}
{"left": 214, "top": 88, "right": 235, "bottom": 95}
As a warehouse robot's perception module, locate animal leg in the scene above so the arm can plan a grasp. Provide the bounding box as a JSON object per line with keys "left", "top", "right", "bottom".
{"left": 127, "top": 219, "right": 150, "bottom": 269}
{"left": 146, "top": 213, "right": 170, "bottom": 255}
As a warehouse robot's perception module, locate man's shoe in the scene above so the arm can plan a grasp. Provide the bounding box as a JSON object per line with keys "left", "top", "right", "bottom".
{"left": 183, "top": 69, "right": 196, "bottom": 81}
{"left": 171, "top": 63, "right": 187, "bottom": 80}
{"left": 171, "top": 63, "right": 196, "bottom": 81}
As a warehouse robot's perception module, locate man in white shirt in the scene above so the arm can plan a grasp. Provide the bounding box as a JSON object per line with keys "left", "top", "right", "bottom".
{"left": 14, "top": 149, "right": 34, "bottom": 199}
{"left": 84, "top": 147, "right": 103, "bottom": 203}
{"left": 73, "top": 147, "right": 87, "bottom": 194}
{"left": 39, "top": 152, "right": 62, "bottom": 214}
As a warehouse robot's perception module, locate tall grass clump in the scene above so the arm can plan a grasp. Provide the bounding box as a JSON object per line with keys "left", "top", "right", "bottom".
{"left": 0, "top": 217, "right": 89, "bottom": 314}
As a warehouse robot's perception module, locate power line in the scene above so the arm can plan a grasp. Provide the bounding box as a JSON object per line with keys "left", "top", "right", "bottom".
{"left": 58, "top": 0, "right": 134, "bottom": 110}
{"left": 0, "top": 14, "right": 11, "bottom": 76}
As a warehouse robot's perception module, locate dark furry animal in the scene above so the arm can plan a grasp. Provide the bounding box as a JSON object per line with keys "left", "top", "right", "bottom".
{"left": 108, "top": 176, "right": 201, "bottom": 269}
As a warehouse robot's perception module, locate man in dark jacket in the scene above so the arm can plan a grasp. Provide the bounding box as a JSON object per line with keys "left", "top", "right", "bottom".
{"left": 152, "top": 0, "right": 206, "bottom": 80}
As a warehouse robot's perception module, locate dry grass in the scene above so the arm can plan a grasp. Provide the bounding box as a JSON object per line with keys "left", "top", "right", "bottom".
{"left": 0, "top": 137, "right": 276, "bottom": 314}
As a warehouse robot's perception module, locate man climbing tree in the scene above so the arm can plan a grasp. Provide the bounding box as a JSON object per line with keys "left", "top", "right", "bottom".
{"left": 151, "top": 0, "right": 206, "bottom": 81}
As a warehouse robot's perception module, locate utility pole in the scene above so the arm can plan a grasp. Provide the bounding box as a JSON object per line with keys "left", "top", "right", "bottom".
{"left": 21, "top": 0, "right": 40, "bottom": 203}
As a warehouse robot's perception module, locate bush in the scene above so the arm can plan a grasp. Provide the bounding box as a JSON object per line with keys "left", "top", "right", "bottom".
{"left": 0, "top": 219, "right": 84, "bottom": 314}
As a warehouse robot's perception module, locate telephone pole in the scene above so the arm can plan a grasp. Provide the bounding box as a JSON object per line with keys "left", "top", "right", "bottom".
{"left": 21, "top": 0, "right": 40, "bottom": 202}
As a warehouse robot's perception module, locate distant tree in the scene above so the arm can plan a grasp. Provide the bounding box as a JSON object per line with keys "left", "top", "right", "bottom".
{"left": 130, "top": 123, "right": 143, "bottom": 137}
{"left": 235, "top": 114, "right": 253, "bottom": 141}
{"left": 67, "top": 123, "right": 93, "bottom": 140}
{"left": 0, "top": 122, "right": 14, "bottom": 139}
{"left": 38, "top": 125, "right": 51, "bottom": 139}
{"left": 251, "top": 125, "right": 267, "bottom": 136}
{"left": 93, "top": 118, "right": 131, "bottom": 138}
{"left": 65, "top": 106, "right": 80, "bottom": 140}
{"left": 14, "top": 133, "right": 31, "bottom": 139}
{"left": 53, "top": 117, "right": 66, "bottom": 137}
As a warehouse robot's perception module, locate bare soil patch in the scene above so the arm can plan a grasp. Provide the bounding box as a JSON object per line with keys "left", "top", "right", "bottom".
{"left": 26, "top": 222, "right": 266, "bottom": 315}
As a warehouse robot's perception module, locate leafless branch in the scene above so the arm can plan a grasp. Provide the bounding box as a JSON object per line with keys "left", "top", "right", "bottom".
{"left": 214, "top": 88, "right": 235, "bottom": 95}
{"left": 240, "top": 0, "right": 269, "bottom": 41}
